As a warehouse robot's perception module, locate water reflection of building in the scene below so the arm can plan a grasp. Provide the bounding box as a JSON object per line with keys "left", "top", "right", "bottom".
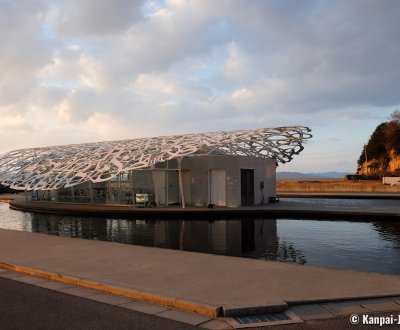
{"left": 30, "top": 213, "right": 110, "bottom": 240}
{"left": 146, "top": 218, "right": 278, "bottom": 258}
{"left": 28, "top": 214, "right": 275, "bottom": 257}
{"left": 28, "top": 214, "right": 306, "bottom": 264}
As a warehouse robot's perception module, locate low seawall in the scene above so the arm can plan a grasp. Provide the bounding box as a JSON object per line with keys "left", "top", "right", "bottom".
{"left": 277, "top": 179, "right": 400, "bottom": 193}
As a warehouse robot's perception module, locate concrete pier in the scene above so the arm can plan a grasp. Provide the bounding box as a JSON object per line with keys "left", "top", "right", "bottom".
{"left": 2, "top": 194, "right": 400, "bottom": 327}
{"left": 0, "top": 228, "right": 400, "bottom": 318}
{"left": 7, "top": 193, "right": 400, "bottom": 220}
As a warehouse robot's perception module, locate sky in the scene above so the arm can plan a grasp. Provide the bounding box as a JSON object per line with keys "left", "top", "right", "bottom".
{"left": 1, "top": 0, "right": 399, "bottom": 173}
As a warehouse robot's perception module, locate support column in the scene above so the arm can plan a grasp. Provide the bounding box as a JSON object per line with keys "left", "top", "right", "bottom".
{"left": 89, "top": 181, "right": 94, "bottom": 203}
{"left": 106, "top": 181, "right": 110, "bottom": 203}
{"left": 52, "top": 189, "right": 58, "bottom": 202}
{"left": 130, "top": 170, "right": 135, "bottom": 206}
{"left": 177, "top": 157, "right": 185, "bottom": 208}
{"left": 70, "top": 186, "right": 75, "bottom": 202}
{"left": 166, "top": 160, "right": 169, "bottom": 205}
{"left": 152, "top": 169, "right": 159, "bottom": 207}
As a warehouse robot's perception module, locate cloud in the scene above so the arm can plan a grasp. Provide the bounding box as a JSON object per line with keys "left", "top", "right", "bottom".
{"left": 51, "top": 0, "right": 146, "bottom": 37}
{"left": 1, "top": 0, "right": 400, "bottom": 172}
{"left": 0, "top": 0, "right": 53, "bottom": 106}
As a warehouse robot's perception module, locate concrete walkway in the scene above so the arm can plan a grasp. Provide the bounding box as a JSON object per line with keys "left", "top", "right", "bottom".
{"left": 1, "top": 228, "right": 400, "bottom": 318}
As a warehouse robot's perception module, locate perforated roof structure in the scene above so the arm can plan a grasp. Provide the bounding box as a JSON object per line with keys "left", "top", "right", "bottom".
{"left": 0, "top": 126, "right": 311, "bottom": 190}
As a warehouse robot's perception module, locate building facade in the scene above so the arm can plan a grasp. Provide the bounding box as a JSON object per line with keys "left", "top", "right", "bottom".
{"left": 0, "top": 127, "right": 311, "bottom": 208}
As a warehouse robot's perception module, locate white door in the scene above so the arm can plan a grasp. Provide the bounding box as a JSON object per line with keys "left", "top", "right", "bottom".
{"left": 153, "top": 171, "right": 166, "bottom": 206}
{"left": 209, "top": 169, "right": 226, "bottom": 206}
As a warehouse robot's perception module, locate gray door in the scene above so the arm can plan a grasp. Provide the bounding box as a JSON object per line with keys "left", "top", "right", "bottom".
{"left": 241, "top": 169, "right": 254, "bottom": 206}
{"left": 153, "top": 171, "right": 167, "bottom": 206}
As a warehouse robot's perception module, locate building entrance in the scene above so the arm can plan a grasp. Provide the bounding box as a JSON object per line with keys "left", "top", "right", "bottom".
{"left": 209, "top": 169, "right": 226, "bottom": 206}
{"left": 241, "top": 169, "right": 254, "bottom": 206}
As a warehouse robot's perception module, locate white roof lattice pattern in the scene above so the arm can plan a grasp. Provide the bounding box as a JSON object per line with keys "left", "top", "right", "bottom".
{"left": 0, "top": 126, "right": 311, "bottom": 190}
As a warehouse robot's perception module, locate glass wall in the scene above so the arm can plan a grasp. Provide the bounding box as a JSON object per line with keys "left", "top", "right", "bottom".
{"left": 55, "top": 172, "right": 135, "bottom": 205}
{"left": 30, "top": 159, "right": 183, "bottom": 206}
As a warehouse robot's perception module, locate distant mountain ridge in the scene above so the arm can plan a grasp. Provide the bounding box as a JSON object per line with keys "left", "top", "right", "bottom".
{"left": 277, "top": 171, "right": 350, "bottom": 179}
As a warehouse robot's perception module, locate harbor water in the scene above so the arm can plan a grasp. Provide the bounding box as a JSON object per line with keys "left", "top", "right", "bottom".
{"left": 0, "top": 199, "right": 399, "bottom": 275}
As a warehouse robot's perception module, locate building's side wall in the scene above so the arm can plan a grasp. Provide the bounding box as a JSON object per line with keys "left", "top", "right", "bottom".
{"left": 50, "top": 155, "right": 276, "bottom": 207}
{"left": 237, "top": 156, "right": 276, "bottom": 206}
{"left": 182, "top": 155, "right": 239, "bottom": 207}
{"left": 182, "top": 155, "right": 276, "bottom": 207}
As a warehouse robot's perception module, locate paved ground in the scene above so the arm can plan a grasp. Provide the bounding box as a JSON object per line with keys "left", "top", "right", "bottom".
{"left": 0, "top": 276, "right": 199, "bottom": 330}
{"left": 1, "top": 228, "right": 400, "bottom": 318}
{"left": 2, "top": 269, "right": 400, "bottom": 329}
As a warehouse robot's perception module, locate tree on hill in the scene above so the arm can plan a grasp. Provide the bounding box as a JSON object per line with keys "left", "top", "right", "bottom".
{"left": 357, "top": 110, "right": 400, "bottom": 176}
{"left": 389, "top": 110, "right": 400, "bottom": 123}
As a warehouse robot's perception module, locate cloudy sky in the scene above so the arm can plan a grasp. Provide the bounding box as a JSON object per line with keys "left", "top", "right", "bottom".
{"left": 1, "top": 0, "right": 399, "bottom": 173}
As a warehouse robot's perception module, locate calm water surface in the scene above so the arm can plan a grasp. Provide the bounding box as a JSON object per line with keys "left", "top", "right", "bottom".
{"left": 0, "top": 199, "right": 399, "bottom": 275}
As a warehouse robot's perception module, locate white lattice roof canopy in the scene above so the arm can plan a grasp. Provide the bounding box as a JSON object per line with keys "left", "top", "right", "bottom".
{"left": 0, "top": 126, "right": 311, "bottom": 190}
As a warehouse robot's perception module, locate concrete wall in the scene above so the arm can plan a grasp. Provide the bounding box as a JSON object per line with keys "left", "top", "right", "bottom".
{"left": 182, "top": 155, "right": 276, "bottom": 207}
{"left": 382, "top": 177, "right": 400, "bottom": 185}
{"left": 236, "top": 156, "right": 276, "bottom": 206}
{"left": 277, "top": 179, "right": 400, "bottom": 193}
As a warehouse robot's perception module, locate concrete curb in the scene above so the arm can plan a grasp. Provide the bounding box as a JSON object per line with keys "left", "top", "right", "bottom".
{"left": 0, "top": 261, "right": 294, "bottom": 317}
{"left": 0, "top": 261, "right": 222, "bottom": 317}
